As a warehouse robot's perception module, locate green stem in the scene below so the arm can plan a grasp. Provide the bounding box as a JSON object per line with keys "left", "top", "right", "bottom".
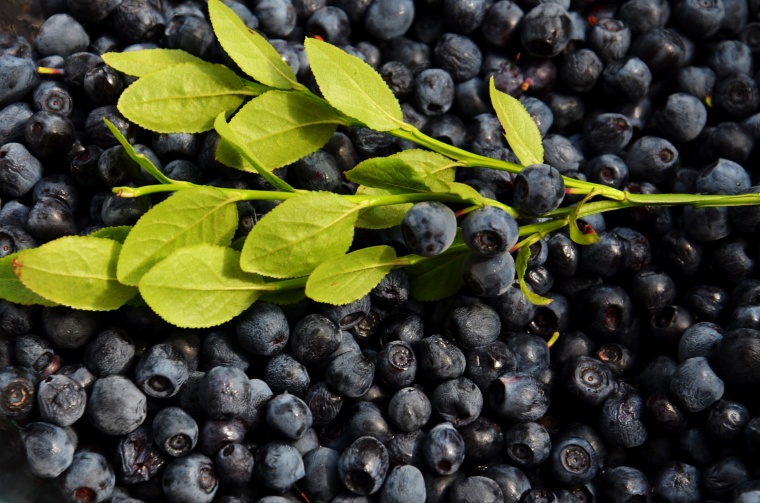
{"left": 394, "top": 242, "right": 469, "bottom": 267}
{"left": 264, "top": 276, "right": 308, "bottom": 291}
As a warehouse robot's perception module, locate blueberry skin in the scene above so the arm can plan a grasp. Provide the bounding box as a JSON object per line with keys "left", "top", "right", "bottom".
{"left": 347, "top": 400, "right": 393, "bottom": 444}
{"left": 423, "top": 423, "right": 465, "bottom": 476}
{"left": 303, "top": 381, "right": 344, "bottom": 428}
{"left": 417, "top": 334, "right": 466, "bottom": 381}
{"left": 0, "top": 143, "right": 43, "bottom": 198}
{"left": 670, "top": 357, "right": 724, "bottom": 412}
{"left": 364, "top": 0, "right": 415, "bottom": 40}
{"left": 199, "top": 331, "right": 249, "bottom": 372}
{"left": 306, "top": 6, "right": 351, "bottom": 45}
{"left": 519, "top": 4, "right": 572, "bottom": 58}
{"left": 505, "top": 332, "right": 549, "bottom": 378}
{"left": 652, "top": 462, "right": 701, "bottom": 503}
{"left": 678, "top": 322, "right": 723, "bottom": 362}
{"left": 444, "top": 303, "right": 501, "bottom": 349}
{"left": 0, "top": 102, "right": 34, "bottom": 145}
{"left": 560, "top": 48, "right": 602, "bottom": 93}
{"left": 376, "top": 340, "right": 418, "bottom": 389}
{"left": 599, "top": 466, "right": 650, "bottom": 503}
{"left": 265, "top": 352, "right": 311, "bottom": 396}
{"left": 32, "top": 80, "right": 73, "bottom": 117}
{"left": 326, "top": 350, "right": 375, "bottom": 398}
{"left": 299, "top": 447, "right": 342, "bottom": 503}
{"left": 197, "top": 418, "right": 248, "bottom": 457}
{"left": 67, "top": 0, "right": 122, "bottom": 23}
{"left": 388, "top": 386, "right": 431, "bottom": 433}
{"left": 60, "top": 451, "right": 115, "bottom": 503}
{"left": 295, "top": 150, "right": 343, "bottom": 193}
{"left": 465, "top": 341, "right": 518, "bottom": 392}
{"left": 114, "top": 424, "right": 165, "bottom": 484}
{"left": 583, "top": 113, "right": 633, "bottom": 155}
{"left": 257, "top": 441, "right": 306, "bottom": 492}
{"left": 37, "top": 374, "right": 86, "bottom": 427}
{"left": 83, "top": 327, "right": 135, "bottom": 377}
{"left": 0, "top": 366, "right": 36, "bottom": 420}
{"left": 266, "top": 392, "right": 313, "bottom": 440}
{"left": 695, "top": 158, "right": 751, "bottom": 195}
{"left": 14, "top": 333, "right": 54, "bottom": 373}
{"left": 600, "top": 388, "right": 648, "bottom": 448}
{"left": 602, "top": 57, "right": 652, "bottom": 101}
{"left": 462, "top": 251, "right": 516, "bottom": 298}
{"left": 34, "top": 13, "right": 89, "bottom": 57}
{"left": 718, "top": 328, "right": 760, "bottom": 384}
{"left": 589, "top": 18, "right": 631, "bottom": 63}
{"left": 714, "top": 73, "right": 760, "bottom": 119}
{"left": 625, "top": 136, "right": 678, "bottom": 184}
{"left": 24, "top": 111, "right": 77, "bottom": 160}
{"left": 152, "top": 406, "right": 199, "bottom": 457}
{"left": 433, "top": 33, "right": 482, "bottom": 83}
{"left": 235, "top": 302, "right": 289, "bottom": 357}
{"left": 162, "top": 453, "right": 218, "bottom": 503}
{"left": 563, "top": 356, "right": 616, "bottom": 405}
{"left": 133, "top": 343, "right": 188, "bottom": 399}
{"left": 254, "top": 0, "right": 297, "bottom": 38}
{"left": 675, "top": 0, "right": 725, "bottom": 38}
{"left": 512, "top": 164, "right": 565, "bottom": 215}
{"left": 414, "top": 69, "right": 456, "bottom": 116}
{"left": 88, "top": 375, "right": 147, "bottom": 436}
{"left": 215, "top": 443, "right": 254, "bottom": 486}
{"left": 503, "top": 421, "right": 551, "bottom": 469}
{"left": 706, "top": 399, "right": 749, "bottom": 442}
{"left": 381, "top": 465, "right": 426, "bottom": 503}
{"left": 490, "top": 372, "right": 549, "bottom": 422}
{"left": 462, "top": 206, "right": 519, "bottom": 257}
{"left": 20, "top": 421, "right": 76, "bottom": 478}
{"left": 319, "top": 295, "right": 371, "bottom": 330}
{"left": 654, "top": 93, "right": 707, "bottom": 143}
{"left": 549, "top": 436, "right": 600, "bottom": 488}
{"left": 483, "top": 465, "right": 531, "bottom": 503}
{"left": 431, "top": 377, "right": 482, "bottom": 427}
{"left": 199, "top": 365, "right": 251, "bottom": 420}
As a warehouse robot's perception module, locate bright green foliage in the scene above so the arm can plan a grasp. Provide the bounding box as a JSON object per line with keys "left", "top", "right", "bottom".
{"left": 406, "top": 248, "right": 468, "bottom": 301}
{"left": 515, "top": 246, "right": 553, "bottom": 305}
{"left": 117, "top": 187, "right": 240, "bottom": 285}
{"left": 489, "top": 79, "right": 544, "bottom": 166}
{"left": 446, "top": 182, "right": 486, "bottom": 206}
{"left": 240, "top": 192, "right": 360, "bottom": 278}
{"left": 102, "top": 49, "right": 203, "bottom": 77}
{"left": 208, "top": 0, "right": 300, "bottom": 89}
{"left": 568, "top": 192, "right": 601, "bottom": 245}
{"left": 215, "top": 91, "right": 343, "bottom": 173}
{"left": 104, "top": 119, "right": 172, "bottom": 184}
{"left": 214, "top": 112, "right": 296, "bottom": 192}
{"left": 0, "top": 254, "right": 57, "bottom": 306}
{"left": 354, "top": 186, "right": 412, "bottom": 229}
{"left": 88, "top": 226, "right": 133, "bottom": 244}
{"left": 118, "top": 62, "right": 252, "bottom": 133}
{"left": 139, "top": 244, "right": 265, "bottom": 328}
{"left": 13, "top": 237, "right": 137, "bottom": 311}
{"left": 304, "top": 38, "right": 404, "bottom": 131}
{"left": 390, "top": 149, "right": 459, "bottom": 182}
{"left": 306, "top": 246, "right": 398, "bottom": 304}
{"left": 347, "top": 157, "right": 446, "bottom": 194}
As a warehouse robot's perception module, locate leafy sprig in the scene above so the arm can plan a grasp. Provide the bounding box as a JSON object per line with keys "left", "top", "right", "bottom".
{"left": 4, "top": 0, "right": 760, "bottom": 328}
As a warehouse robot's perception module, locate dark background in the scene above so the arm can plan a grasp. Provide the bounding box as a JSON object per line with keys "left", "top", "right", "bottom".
{"left": 0, "top": 0, "right": 42, "bottom": 39}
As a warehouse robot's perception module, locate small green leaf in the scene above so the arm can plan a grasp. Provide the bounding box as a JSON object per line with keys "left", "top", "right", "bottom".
{"left": 515, "top": 245, "right": 553, "bottom": 305}
{"left": 88, "top": 226, "right": 132, "bottom": 244}
{"left": 13, "top": 236, "right": 137, "bottom": 311}
{"left": 346, "top": 157, "right": 444, "bottom": 194}
{"left": 0, "top": 254, "right": 57, "bottom": 306}
{"left": 140, "top": 244, "right": 266, "bottom": 328}
{"left": 306, "top": 246, "right": 398, "bottom": 305}
{"left": 406, "top": 249, "right": 468, "bottom": 301}
{"left": 259, "top": 288, "right": 307, "bottom": 305}
{"left": 213, "top": 112, "right": 296, "bottom": 192}
{"left": 568, "top": 191, "right": 601, "bottom": 245}
{"left": 489, "top": 79, "right": 544, "bottom": 166}
{"left": 354, "top": 186, "right": 412, "bottom": 229}
{"left": 102, "top": 49, "right": 203, "bottom": 77}
{"left": 118, "top": 62, "right": 251, "bottom": 133}
{"left": 215, "top": 91, "right": 343, "bottom": 173}
{"left": 305, "top": 38, "right": 403, "bottom": 131}
{"left": 118, "top": 187, "right": 240, "bottom": 285}
{"left": 207, "top": 0, "right": 299, "bottom": 89}
{"left": 447, "top": 182, "right": 486, "bottom": 205}
{"left": 241, "top": 192, "right": 360, "bottom": 278}
{"left": 104, "top": 119, "right": 171, "bottom": 184}
{"left": 390, "top": 149, "right": 460, "bottom": 182}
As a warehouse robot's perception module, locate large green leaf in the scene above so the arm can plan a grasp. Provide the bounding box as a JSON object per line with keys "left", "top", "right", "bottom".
{"left": 406, "top": 248, "right": 468, "bottom": 301}
{"left": 117, "top": 187, "right": 239, "bottom": 285}
{"left": 13, "top": 237, "right": 137, "bottom": 311}
{"left": 346, "top": 157, "right": 446, "bottom": 194}
{"left": 306, "top": 246, "right": 398, "bottom": 305}
{"left": 240, "top": 192, "right": 359, "bottom": 278}
{"left": 88, "top": 226, "right": 132, "bottom": 244}
{"left": 0, "top": 254, "right": 57, "bottom": 306}
{"left": 102, "top": 49, "right": 203, "bottom": 77}
{"left": 139, "top": 244, "right": 266, "bottom": 328}
{"left": 390, "top": 149, "right": 460, "bottom": 182}
{"left": 118, "top": 62, "right": 252, "bottom": 133}
{"left": 207, "top": 0, "right": 299, "bottom": 89}
{"left": 305, "top": 38, "right": 403, "bottom": 131}
{"left": 489, "top": 79, "right": 544, "bottom": 166}
{"left": 354, "top": 186, "right": 412, "bottom": 229}
{"left": 215, "top": 91, "right": 343, "bottom": 172}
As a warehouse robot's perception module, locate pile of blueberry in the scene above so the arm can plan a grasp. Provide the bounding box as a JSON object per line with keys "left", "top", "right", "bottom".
{"left": 4, "top": 0, "right": 760, "bottom": 502}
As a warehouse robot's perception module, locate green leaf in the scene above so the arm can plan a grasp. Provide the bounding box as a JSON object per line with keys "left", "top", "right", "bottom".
{"left": 88, "top": 226, "right": 132, "bottom": 244}
{"left": 207, "top": 0, "right": 299, "bottom": 89}
{"left": 447, "top": 182, "right": 486, "bottom": 205}
{"left": 406, "top": 249, "right": 468, "bottom": 301}
{"left": 306, "top": 246, "right": 398, "bottom": 305}
{"left": 241, "top": 192, "right": 360, "bottom": 278}
{"left": 354, "top": 186, "right": 412, "bottom": 229}
{"left": 118, "top": 62, "right": 251, "bottom": 133}
{"left": 390, "top": 149, "right": 459, "bottom": 182}
{"left": 213, "top": 112, "right": 296, "bottom": 192}
{"left": 0, "top": 254, "right": 57, "bottom": 306}
{"left": 102, "top": 49, "right": 203, "bottom": 77}
{"left": 305, "top": 38, "right": 403, "bottom": 131}
{"left": 489, "top": 79, "right": 544, "bottom": 166}
{"left": 568, "top": 191, "right": 601, "bottom": 245}
{"left": 346, "top": 157, "right": 445, "bottom": 194}
{"left": 118, "top": 187, "right": 240, "bottom": 285}
{"left": 259, "top": 288, "right": 307, "bottom": 305}
{"left": 215, "top": 91, "right": 343, "bottom": 173}
{"left": 515, "top": 245, "right": 553, "bottom": 305}
{"left": 13, "top": 236, "right": 137, "bottom": 311}
{"left": 139, "top": 244, "right": 266, "bottom": 328}
{"left": 104, "top": 119, "right": 171, "bottom": 185}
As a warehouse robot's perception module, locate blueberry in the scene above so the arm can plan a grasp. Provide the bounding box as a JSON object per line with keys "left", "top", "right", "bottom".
{"left": 583, "top": 113, "right": 633, "bottom": 155}
{"left": 200, "top": 331, "right": 249, "bottom": 372}
{"left": 559, "top": 48, "right": 603, "bottom": 93}
{"left": 654, "top": 93, "right": 707, "bottom": 143}
{"left": 306, "top": 6, "right": 351, "bottom": 45}
{"left": 294, "top": 149, "right": 342, "bottom": 193}
{"left": 347, "top": 400, "right": 393, "bottom": 443}
{"left": 24, "top": 110, "right": 77, "bottom": 160}
{"left": 549, "top": 435, "right": 600, "bottom": 488}
{"left": 32, "top": 80, "right": 73, "bottom": 117}
{"left": 266, "top": 392, "right": 313, "bottom": 440}
{"left": 376, "top": 340, "right": 417, "bottom": 389}
{"left": 490, "top": 372, "right": 549, "bottom": 422}
{"left": 256, "top": 440, "right": 305, "bottom": 492}
{"left": 669, "top": 357, "right": 724, "bottom": 412}
{"left": 67, "top": 0, "right": 122, "bottom": 23}
{"left": 652, "top": 462, "right": 701, "bottom": 503}
{"left": 299, "top": 446, "right": 342, "bottom": 502}
{"left": 381, "top": 465, "right": 426, "bottom": 503}
{"left": 431, "top": 377, "right": 482, "bottom": 427}
{"left": 695, "top": 158, "right": 751, "bottom": 195}
{"left": 503, "top": 421, "right": 551, "bottom": 469}
{"left": 19, "top": 421, "right": 76, "bottom": 479}
{"left": 162, "top": 453, "right": 218, "bottom": 503}
{"left": 599, "top": 387, "right": 648, "bottom": 447}
{"left": 34, "top": 14, "right": 90, "bottom": 57}
{"left": 0, "top": 366, "right": 36, "bottom": 420}
{"left": 235, "top": 302, "right": 289, "bottom": 357}
{"left": 37, "top": 374, "right": 86, "bottom": 427}
{"left": 325, "top": 349, "right": 374, "bottom": 398}
{"left": 512, "top": 164, "right": 565, "bottom": 215}
{"left": 433, "top": 33, "right": 482, "bottom": 84}
{"left": 197, "top": 418, "right": 248, "bottom": 457}
{"left": 113, "top": 424, "right": 165, "bottom": 484}
{"left": 625, "top": 136, "right": 678, "bottom": 184}
{"left": 505, "top": 332, "right": 549, "bottom": 378}
{"left": 215, "top": 443, "right": 254, "bottom": 487}
{"left": 450, "top": 476, "right": 503, "bottom": 503}
{"left": 152, "top": 406, "right": 199, "bottom": 457}
{"left": 483, "top": 465, "right": 531, "bottom": 503}
{"left": 254, "top": 0, "right": 297, "bottom": 38}
{"left": 444, "top": 302, "right": 501, "bottom": 349}
{"left": 319, "top": 295, "right": 371, "bottom": 330}
{"left": 414, "top": 69, "right": 455, "bottom": 116}
{"left": 199, "top": 365, "right": 251, "bottom": 420}
{"left": 706, "top": 399, "right": 749, "bottom": 441}
{"left": 0, "top": 143, "right": 43, "bottom": 198}
{"left": 88, "top": 375, "right": 147, "bottom": 436}
{"left": 462, "top": 251, "right": 516, "bottom": 297}
{"left": 364, "top": 0, "right": 415, "bottom": 40}
{"left": 714, "top": 73, "right": 759, "bottom": 119}
{"left": 602, "top": 57, "right": 652, "bottom": 101}
{"left": 111, "top": 0, "right": 165, "bottom": 44}
{"left": 84, "top": 64, "right": 125, "bottom": 106}
{"left": 13, "top": 333, "right": 55, "bottom": 373}
{"left": 265, "top": 352, "right": 310, "bottom": 396}
{"left": 599, "top": 466, "right": 650, "bottom": 503}
{"left": 83, "top": 327, "right": 135, "bottom": 377}
{"left": 60, "top": 451, "right": 115, "bottom": 503}
{"left": 423, "top": 423, "right": 465, "bottom": 476}
{"left": 519, "top": 4, "right": 572, "bottom": 58}
{"left": 562, "top": 356, "right": 615, "bottom": 405}
{"left": 85, "top": 106, "right": 136, "bottom": 148}
{"left": 461, "top": 206, "right": 519, "bottom": 257}
{"left": 491, "top": 282, "right": 536, "bottom": 330}
{"left": 0, "top": 102, "right": 34, "bottom": 145}
{"left": 417, "top": 334, "right": 466, "bottom": 381}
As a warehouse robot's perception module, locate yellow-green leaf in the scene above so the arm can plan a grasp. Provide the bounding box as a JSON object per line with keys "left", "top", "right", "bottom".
{"left": 390, "top": 149, "right": 460, "bottom": 182}
{"left": 346, "top": 157, "right": 446, "bottom": 194}
{"left": 354, "top": 186, "right": 412, "bottom": 229}
{"left": 515, "top": 245, "right": 553, "bottom": 305}
{"left": 104, "top": 119, "right": 171, "bottom": 184}
{"left": 102, "top": 49, "right": 203, "bottom": 77}
{"left": 489, "top": 79, "right": 543, "bottom": 166}
{"left": 0, "top": 254, "right": 57, "bottom": 306}
{"left": 407, "top": 249, "right": 468, "bottom": 302}
{"left": 13, "top": 236, "right": 137, "bottom": 311}
{"left": 88, "top": 226, "right": 132, "bottom": 244}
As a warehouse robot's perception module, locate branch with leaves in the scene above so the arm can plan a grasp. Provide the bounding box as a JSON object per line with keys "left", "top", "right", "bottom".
{"left": 3, "top": 0, "right": 760, "bottom": 329}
